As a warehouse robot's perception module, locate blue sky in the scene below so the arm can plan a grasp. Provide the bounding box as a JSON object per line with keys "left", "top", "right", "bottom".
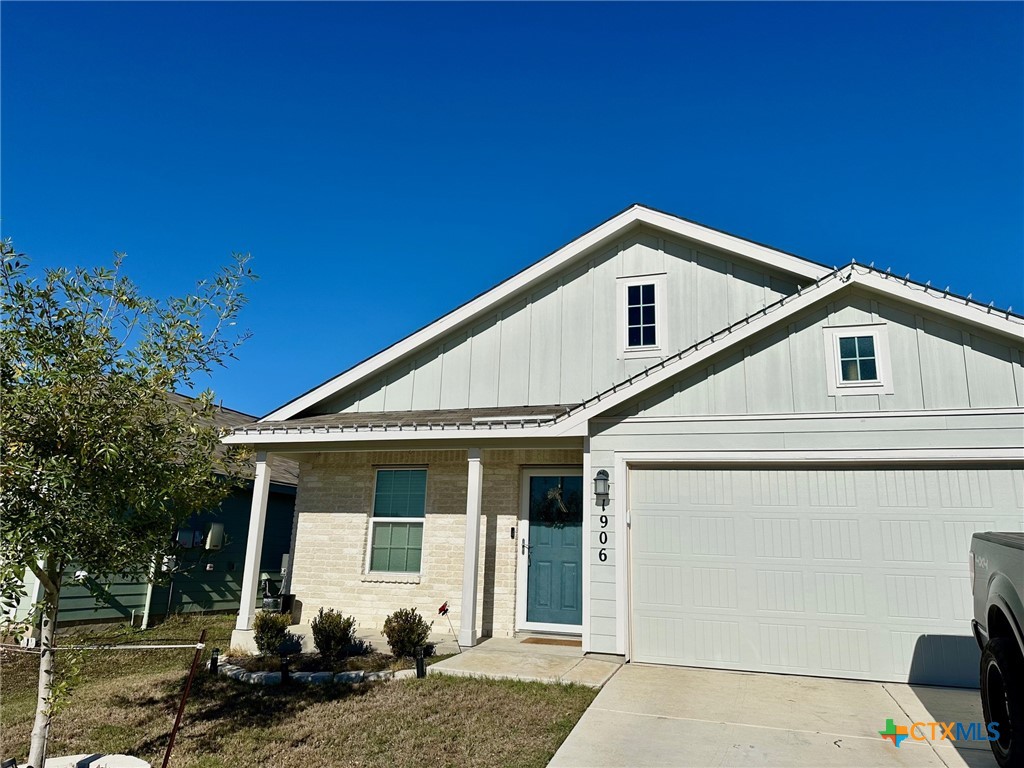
{"left": 4, "top": 2, "right": 1022, "bottom": 417}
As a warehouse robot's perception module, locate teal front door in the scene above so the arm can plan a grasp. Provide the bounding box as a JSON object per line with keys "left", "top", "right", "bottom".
{"left": 525, "top": 474, "right": 583, "bottom": 627}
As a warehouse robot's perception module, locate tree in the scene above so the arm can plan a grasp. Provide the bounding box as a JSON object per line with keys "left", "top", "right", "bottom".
{"left": 0, "top": 240, "right": 256, "bottom": 767}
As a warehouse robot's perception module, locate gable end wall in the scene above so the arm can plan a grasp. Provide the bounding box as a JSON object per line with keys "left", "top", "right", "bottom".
{"left": 310, "top": 227, "right": 805, "bottom": 415}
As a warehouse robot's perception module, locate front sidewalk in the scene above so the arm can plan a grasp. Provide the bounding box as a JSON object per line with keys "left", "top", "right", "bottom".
{"left": 429, "top": 636, "right": 622, "bottom": 687}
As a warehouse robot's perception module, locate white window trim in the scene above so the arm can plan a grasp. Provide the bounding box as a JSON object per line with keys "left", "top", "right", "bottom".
{"left": 617, "top": 273, "right": 667, "bottom": 359}
{"left": 822, "top": 323, "right": 894, "bottom": 396}
{"left": 364, "top": 466, "right": 428, "bottom": 577}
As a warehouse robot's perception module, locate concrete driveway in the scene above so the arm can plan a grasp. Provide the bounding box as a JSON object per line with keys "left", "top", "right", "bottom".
{"left": 550, "top": 664, "right": 997, "bottom": 768}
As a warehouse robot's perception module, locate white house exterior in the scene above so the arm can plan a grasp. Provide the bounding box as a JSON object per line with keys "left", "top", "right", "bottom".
{"left": 227, "top": 205, "right": 1024, "bottom": 687}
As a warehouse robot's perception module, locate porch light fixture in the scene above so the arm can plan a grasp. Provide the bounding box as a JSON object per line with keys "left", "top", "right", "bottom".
{"left": 594, "top": 470, "right": 610, "bottom": 510}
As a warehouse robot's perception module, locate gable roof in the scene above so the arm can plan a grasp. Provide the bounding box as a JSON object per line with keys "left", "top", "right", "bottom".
{"left": 226, "top": 262, "right": 1023, "bottom": 445}
{"left": 261, "top": 205, "right": 833, "bottom": 422}
{"left": 548, "top": 263, "right": 1024, "bottom": 435}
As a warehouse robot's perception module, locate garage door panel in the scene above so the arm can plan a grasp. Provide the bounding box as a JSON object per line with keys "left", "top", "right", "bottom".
{"left": 630, "top": 466, "right": 1023, "bottom": 685}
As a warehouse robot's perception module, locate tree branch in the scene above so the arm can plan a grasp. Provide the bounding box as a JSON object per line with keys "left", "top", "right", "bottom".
{"left": 27, "top": 560, "right": 59, "bottom": 599}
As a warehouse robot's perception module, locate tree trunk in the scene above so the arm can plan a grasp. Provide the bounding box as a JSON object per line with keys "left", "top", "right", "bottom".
{"left": 27, "top": 580, "right": 60, "bottom": 768}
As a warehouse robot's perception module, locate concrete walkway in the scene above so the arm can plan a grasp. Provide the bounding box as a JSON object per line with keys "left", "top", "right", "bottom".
{"left": 550, "top": 664, "right": 997, "bottom": 768}
{"left": 428, "top": 636, "right": 621, "bottom": 687}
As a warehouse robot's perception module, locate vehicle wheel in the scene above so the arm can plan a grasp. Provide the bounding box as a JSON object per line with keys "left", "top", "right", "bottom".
{"left": 981, "top": 637, "right": 1024, "bottom": 768}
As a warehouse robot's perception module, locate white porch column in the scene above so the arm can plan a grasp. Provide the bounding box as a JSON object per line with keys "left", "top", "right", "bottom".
{"left": 236, "top": 451, "right": 274, "bottom": 631}
{"left": 459, "top": 448, "right": 483, "bottom": 647}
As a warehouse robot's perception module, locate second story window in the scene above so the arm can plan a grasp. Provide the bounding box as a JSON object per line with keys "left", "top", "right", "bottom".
{"left": 618, "top": 274, "right": 666, "bottom": 358}
{"left": 626, "top": 283, "right": 657, "bottom": 348}
{"left": 838, "top": 335, "right": 878, "bottom": 382}
{"left": 822, "top": 323, "right": 894, "bottom": 397}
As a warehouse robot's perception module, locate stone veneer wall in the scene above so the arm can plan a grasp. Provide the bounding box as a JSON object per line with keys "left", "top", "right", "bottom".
{"left": 289, "top": 448, "right": 582, "bottom": 639}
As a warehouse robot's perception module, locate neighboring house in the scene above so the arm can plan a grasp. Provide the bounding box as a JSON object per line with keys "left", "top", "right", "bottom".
{"left": 227, "top": 205, "right": 1023, "bottom": 687}
{"left": 12, "top": 399, "right": 299, "bottom": 628}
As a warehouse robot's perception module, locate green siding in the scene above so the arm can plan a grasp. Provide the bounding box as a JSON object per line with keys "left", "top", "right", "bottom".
{"left": 150, "top": 487, "right": 295, "bottom": 617}
{"left": 14, "top": 485, "right": 295, "bottom": 626}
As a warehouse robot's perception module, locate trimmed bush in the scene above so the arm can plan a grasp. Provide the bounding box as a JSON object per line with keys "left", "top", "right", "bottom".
{"left": 311, "top": 607, "right": 357, "bottom": 662}
{"left": 252, "top": 611, "right": 300, "bottom": 655}
{"left": 382, "top": 607, "right": 433, "bottom": 658}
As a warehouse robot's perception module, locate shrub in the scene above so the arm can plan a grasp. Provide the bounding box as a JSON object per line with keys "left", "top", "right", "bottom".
{"left": 381, "top": 607, "right": 433, "bottom": 658}
{"left": 311, "top": 607, "right": 357, "bottom": 662}
{"left": 252, "top": 611, "right": 300, "bottom": 655}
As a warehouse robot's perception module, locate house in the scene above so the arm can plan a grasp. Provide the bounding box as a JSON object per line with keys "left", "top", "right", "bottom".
{"left": 226, "top": 205, "right": 1024, "bottom": 687}
{"left": 10, "top": 399, "right": 299, "bottom": 628}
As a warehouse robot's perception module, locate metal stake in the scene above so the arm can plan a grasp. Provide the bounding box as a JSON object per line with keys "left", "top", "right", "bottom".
{"left": 161, "top": 629, "right": 207, "bottom": 768}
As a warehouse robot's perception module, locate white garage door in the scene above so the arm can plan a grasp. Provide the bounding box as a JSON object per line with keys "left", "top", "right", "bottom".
{"left": 629, "top": 466, "right": 1024, "bottom": 685}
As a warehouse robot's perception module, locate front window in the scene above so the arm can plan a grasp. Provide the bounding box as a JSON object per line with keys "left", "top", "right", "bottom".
{"left": 368, "top": 468, "right": 426, "bottom": 573}
{"left": 627, "top": 283, "right": 657, "bottom": 348}
{"left": 838, "top": 335, "right": 878, "bottom": 382}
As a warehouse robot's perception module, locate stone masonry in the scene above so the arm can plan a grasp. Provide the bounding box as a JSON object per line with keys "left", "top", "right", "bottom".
{"left": 289, "top": 448, "right": 582, "bottom": 640}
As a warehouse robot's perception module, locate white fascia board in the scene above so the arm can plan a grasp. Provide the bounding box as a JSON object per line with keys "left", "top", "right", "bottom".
{"left": 223, "top": 422, "right": 587, "bottom": 445}
{"left": 632, "top": 207, "right": 830, "bottom": 282}
{"left": 552, "top": 273, "right": 851, "bottom": 435}
{"left": 853, "top": 270, "right": 1024, "bottom": 341}
{"left": 261, "top": 206, "right": 829, "bottom": 422}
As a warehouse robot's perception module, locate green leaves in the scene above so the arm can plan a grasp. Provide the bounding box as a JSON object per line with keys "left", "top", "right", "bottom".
{"left": 0, "top": 238, "right": 257, "bottom": 607}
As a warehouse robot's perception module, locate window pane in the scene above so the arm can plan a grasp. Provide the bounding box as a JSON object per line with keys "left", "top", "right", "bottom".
{"left": 838, "top": 337, "right": 857, "bottom": 358}
{"left": 641, "top": 305, "right": 655, "bottom": 325}
{"left": 628, "top": 326, "right": 642, "bottom": 347}
{"left": 406, "top": 547, "right": 422, "bottom": 573}
{"left": 627, "top": 285, "right": 641, "bottom": 305}
{"left": 859, "top": 359, "right": 878, "bottom": 381}
{"left": 370, "top": 546, "right": 391, "bottom": 572}
{"left": 842, "top": 360, "right": 860, "bottom": 381}
{"left": 370, "top": 522, "right": 423, "bottom": 573}
{"left": 390, "top": 547, "right": 409, "bottom": 573}
{"left": 373, "top": 523, "right": 392, "bottom": 547}
{"left": 856, "top": 336, "right": 875, "bottom": 357}
{"left": 642, "top": 326, "right": 656, "bottom": 346}
{"left": 628, "top": 306, "right": 641, "bottom": 326}
{"left": 373, "top": 469, "right": 426, "bottom": 518}
{"left": 641, "top": 284, "right": 655, "bottom": 304}
{"left": 390, "top": 523, "right": 409, "bottom": 547}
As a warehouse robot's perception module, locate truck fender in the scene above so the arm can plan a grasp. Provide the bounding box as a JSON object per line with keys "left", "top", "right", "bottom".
{"left": 987, "top": 571, "right": 1024, "bottom": 657}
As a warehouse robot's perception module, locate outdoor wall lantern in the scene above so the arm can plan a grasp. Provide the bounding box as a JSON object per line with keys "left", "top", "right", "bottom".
{"left": 594, "top": 470, "right": 610, "bottom": 510}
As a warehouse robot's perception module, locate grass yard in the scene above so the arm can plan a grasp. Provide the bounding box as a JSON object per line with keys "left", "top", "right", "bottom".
{"left": 0, "top": 614, "right": 596, "bottom": 767}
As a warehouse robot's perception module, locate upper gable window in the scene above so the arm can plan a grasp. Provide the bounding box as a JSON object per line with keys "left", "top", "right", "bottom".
{"left": 838, "top": 335, "right": 877, "bottom": 383}
{"left": 618, "top": 274, "right": 666, "bottom": 358}
{"left": 627, "top": 284, "right": 657, "bottom": 348}
{"left": 823, "top": 323, "right": 894, "bottom": 396}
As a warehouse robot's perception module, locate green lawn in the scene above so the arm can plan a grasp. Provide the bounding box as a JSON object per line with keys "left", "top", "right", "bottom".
{"left": 1, "top": 614, "right": 596, "bottom": 767}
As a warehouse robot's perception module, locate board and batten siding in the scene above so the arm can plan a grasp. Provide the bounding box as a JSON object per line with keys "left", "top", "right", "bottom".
{"left": 616, "top": 288, "right": 1024, "bottom": 418}
{"left": 311, "top": 227, "right": 803, "bottom": 414}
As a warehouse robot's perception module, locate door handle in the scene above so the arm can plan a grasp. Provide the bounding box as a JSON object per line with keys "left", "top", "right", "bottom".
{"left": 521, "top": 538, "right": 529, "bottom": 556}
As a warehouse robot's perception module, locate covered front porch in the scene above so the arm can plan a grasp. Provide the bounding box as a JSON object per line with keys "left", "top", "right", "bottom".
{"left": 225, "top": 422, "right": 590, "bottom": 655}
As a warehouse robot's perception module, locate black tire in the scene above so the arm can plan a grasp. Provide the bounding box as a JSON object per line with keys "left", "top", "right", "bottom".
{"left": 981, "top": 637, "right": 1024, "bottom": 768}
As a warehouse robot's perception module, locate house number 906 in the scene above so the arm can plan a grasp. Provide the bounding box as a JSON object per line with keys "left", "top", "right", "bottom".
{"left": 598, "top": 514, "right": 609, "bottom": 562}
